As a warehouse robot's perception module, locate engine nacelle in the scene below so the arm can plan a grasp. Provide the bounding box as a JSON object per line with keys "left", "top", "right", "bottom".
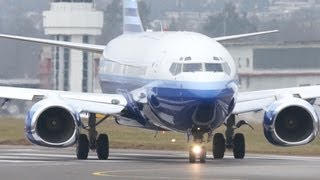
{"left": 25, "top": 99, "right": 79, "bottom": 147}
{"left": 263, "top": 98, "right": 319, "bottom": 146}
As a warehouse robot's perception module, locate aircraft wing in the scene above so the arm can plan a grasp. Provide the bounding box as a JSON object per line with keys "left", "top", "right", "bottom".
{"left": 0, "top": 34, "right": 105, "bottom": 54}
{"left": 213, "top": 30, "right": 278, "bottom": 42}
{"left": 233, "top": 85, "right": 320, "bottom": 114}
{"left": 0, "top": 33, "right": 145, "bottom": 68}
{"left": 0, "top": 86, "right": 127, "bottom": 115}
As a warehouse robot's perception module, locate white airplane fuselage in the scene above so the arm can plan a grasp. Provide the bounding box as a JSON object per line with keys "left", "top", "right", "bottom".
{"left": 99, "top": 31, "right": 238, "bottom": 132}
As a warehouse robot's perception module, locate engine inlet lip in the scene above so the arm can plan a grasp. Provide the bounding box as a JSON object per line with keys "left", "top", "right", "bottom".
{"left": 272, "top": 104, "right": 316, "bottom": 145}
{"left": 33, "top": 105, "right": 78, "bottom": 147}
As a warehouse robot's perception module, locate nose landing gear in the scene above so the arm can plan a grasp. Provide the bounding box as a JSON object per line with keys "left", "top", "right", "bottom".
{"left": 188, "top": 127, "right": 211, "bottom": 163}
{"left": 189, "top": 144, "right": 207, "bottom": 163}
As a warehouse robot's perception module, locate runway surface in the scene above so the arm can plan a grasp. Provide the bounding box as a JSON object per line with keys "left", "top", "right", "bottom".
{"left": 0, "top": 145, "right": 320, "bottom": 180}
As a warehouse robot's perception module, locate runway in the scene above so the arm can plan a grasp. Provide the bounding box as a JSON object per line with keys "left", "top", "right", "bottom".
{"left": 0, "top": 145, "right": 320, "bottom": 180}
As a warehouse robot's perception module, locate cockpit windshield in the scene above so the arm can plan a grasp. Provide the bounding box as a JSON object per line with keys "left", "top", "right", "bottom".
{"left": 169, "top": 62, "right": 230, "bottom": 76}
{"left": 205, "top": 63, "right": 223, "bottom": 72}
{"left": 183, "top": 63, "right": 202, "bottom": 72}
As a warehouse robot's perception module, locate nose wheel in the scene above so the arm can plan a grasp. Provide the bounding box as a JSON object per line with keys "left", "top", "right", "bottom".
{"left": 188, "top": 127, "right": 210, "bottom": 163}
{"left": 189, "top": 145, "right": 206, "bottom": 163}
{"left": 189, "top": 148, "right": 196, "bottom": 163}
{"left": 199, "top": 146, "right": 206, "bottom": 163}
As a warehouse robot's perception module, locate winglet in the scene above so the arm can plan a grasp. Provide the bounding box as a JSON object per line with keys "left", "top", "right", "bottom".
{"left": 213, "top": 30, "right": 279, "bottom": 42}
{"left": 123, "top": 0, "right": 144, "bottom": 34}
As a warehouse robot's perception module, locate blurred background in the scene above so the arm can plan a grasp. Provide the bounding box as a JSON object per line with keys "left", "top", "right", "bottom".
{"left": 1, "top": 0, "right": 320, "bottom": 116}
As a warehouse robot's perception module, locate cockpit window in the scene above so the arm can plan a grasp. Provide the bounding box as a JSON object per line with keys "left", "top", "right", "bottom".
{"left": 213, "top": 56, "right": 220, "bottom": 61}
{"left": 170, "top": 62, "right": 230, "bottom": 76}
{"left": 205, "top": 63, "right": 223, "bottom": 72}
{"left": 223, "top": 62, "right": 231, "bottom": 75}
{"left": 169, "top": 63, "right": 177, "bottom": 74}
{"left": 184, "top": 56, "right": 192, "bottom": 61}
{"left": 176, "top": 64, "right": 182, "bottom": 74}
{"left": 169, "top": 63, "right": 182, "bottom": 75}
{"left": 183, "top": 63, "right": 202, "bottom": 72}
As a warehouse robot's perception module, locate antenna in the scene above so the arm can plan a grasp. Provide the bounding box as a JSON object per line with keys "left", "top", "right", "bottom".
{"left": 160, "top": 21, "right": 163, "bottom": 32}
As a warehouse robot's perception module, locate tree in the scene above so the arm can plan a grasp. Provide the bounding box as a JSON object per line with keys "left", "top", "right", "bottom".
{"left": 238, "top": 0, "right": 270, "bottom": 12}
{"left": 138, "top": 1, "right": 151, "bottom": 29}
{"left": 99, "top": 0, "right": 122, "bottom": 45}
{"left": 202, "top": 2, "right": 256, "bottom": 38}
{"left": 168, "top": 17, "right": 179, "bottom": 31}
{"left": 167, "top": 17, "right": 188, "bottom": 31}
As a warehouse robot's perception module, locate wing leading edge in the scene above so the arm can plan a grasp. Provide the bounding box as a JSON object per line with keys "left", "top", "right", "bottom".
{"left": 0, "top": 86, "right": 127, "bottom": 115}
{"left": 0, "top": 34, "right": 105, "bottom": 54}
{"left": 0, "top": 33, "right": 144, "bottom": 68}
{"left": 213, "top": 30, "right": 278, "bottom": 42}
{"left": 234, "top": 85, "right": 320, "bottom": 114}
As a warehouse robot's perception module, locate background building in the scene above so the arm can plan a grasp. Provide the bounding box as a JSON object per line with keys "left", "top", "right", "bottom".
{"left": 225, "top": 41, "right": 320, "bottom": 91}
{"left": 42, "top": 0, "right": 103, "bottom": 92}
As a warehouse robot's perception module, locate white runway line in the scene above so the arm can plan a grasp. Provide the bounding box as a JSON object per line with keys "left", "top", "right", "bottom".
{"left": 0, "top": 153, "right": 78, "bottom": 158}
{"left": 245, "top": 154, "right": 320, "bottom": 161}
{"left": 0, "top": 149, "right": 137, "bottom": 164}
{"left": 1, "top": 147, "right": 320, "bottom": 165}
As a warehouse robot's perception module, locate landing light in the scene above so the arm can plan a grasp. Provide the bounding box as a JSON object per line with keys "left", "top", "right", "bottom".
{"left": 192, "top": 145, "right": 202, "bottom": 155}
{"left": 171, "top": 139, "right": 176, "bottom": 143}
{"left": 111, "top": 99, "right": 120, "bottom": 105}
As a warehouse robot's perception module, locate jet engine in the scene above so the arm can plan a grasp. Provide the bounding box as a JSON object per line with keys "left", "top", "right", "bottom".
{"left": 25, "top": 99, "right": 79, "bottom": 147}
{"left": 263, "top": 98, "right": 319, "bottom": 146}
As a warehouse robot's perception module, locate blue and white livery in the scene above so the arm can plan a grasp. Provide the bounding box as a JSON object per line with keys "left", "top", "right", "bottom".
{"left": 0, "top": 0, "right": 319, "bottom": 163}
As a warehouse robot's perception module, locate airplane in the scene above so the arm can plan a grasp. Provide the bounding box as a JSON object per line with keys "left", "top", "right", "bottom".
{"left": 0, "top": 0, "right": 319, "bottom": 163}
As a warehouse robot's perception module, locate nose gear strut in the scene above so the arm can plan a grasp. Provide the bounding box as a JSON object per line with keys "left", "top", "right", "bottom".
{"left": 188, "top": 126, "right": 211, "bottom": 163}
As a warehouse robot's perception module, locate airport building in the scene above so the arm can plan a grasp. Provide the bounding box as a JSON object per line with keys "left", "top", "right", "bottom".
{"left": 42, "top": 0, "right": 103, "bottom": 92}
{"left": 224, "top": 41, "right": 320, "bottom": 91}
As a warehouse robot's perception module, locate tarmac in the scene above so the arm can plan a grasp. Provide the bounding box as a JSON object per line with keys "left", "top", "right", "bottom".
{"left": 0, "top": 145, "right": 320, "bottom": 180}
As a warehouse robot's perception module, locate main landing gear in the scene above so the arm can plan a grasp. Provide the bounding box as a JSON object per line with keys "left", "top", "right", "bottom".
{"left": 188, "top": 115, "right": 253, "bottom": 163}
{"left": 213, "top": 115, "right": 253, "bottom": 160}
{"left": 76, "top": 113, "right": 110, "bottom": 160}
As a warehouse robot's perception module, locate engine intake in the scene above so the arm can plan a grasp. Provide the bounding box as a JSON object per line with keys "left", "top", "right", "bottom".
{"left": 264, "top": 98, "right": 319, "bottom": 146}
{"left": 274, "top": 106, "right": 314, "bottom": 143}
{"left": 25, "top": 99, "right": 79, "bottom": 147}
{"left": 36, "top": 107, "right": 76, "bottom": 144}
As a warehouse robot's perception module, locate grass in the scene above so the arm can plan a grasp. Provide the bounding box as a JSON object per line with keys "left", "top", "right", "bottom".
{"left": 0, "top": 116, "right": 320, "bottom": 155}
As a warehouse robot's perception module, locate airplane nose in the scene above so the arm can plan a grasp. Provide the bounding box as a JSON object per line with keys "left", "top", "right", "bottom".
{"left": 189, "top": 88, "right": 233, "bottom": 127}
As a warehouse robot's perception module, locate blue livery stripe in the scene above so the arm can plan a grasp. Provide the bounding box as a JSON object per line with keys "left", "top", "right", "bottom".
{"left": 124, "top": 16, "right": 143, "bottom": 25}
{"left": 124, "top": 24, "right": 144, "bottom": 33}
{"left": 124, "top": 8, "right": 138, "bottom": 16}
{"left": 123, "top": 0, "right": 144, "bottom": 33}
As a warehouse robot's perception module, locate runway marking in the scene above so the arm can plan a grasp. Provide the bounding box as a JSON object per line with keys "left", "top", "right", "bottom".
{"left": 92, "top": 168, "right": 241, "bottom": 180}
